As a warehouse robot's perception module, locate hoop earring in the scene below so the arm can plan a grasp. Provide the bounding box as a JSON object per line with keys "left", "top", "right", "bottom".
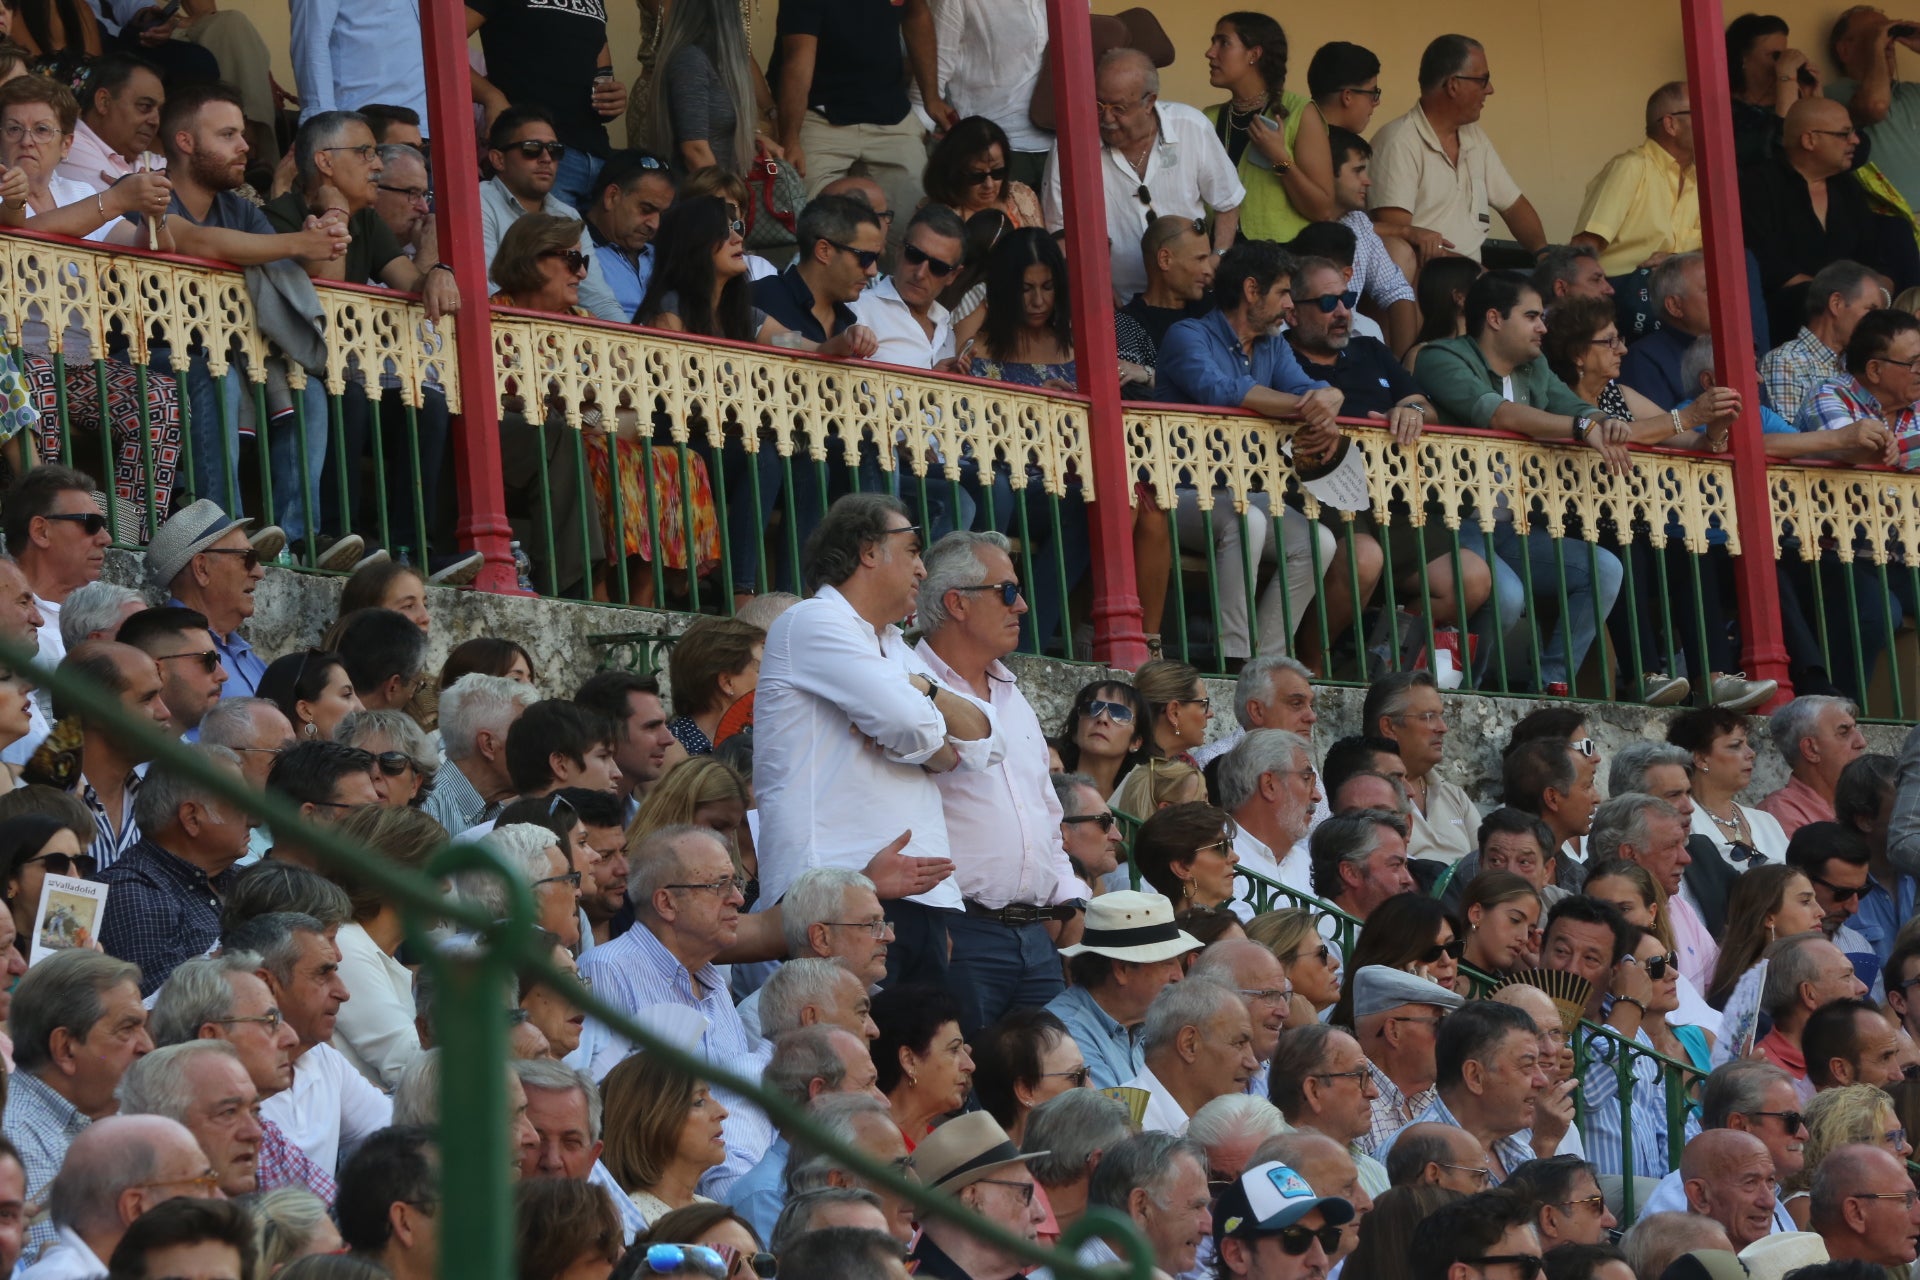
{"left": 303, "top": 721, "right": 318, "bottom": 740}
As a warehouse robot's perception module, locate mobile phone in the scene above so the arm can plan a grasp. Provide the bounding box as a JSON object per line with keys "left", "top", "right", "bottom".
{"left": 1894, "top": 23, "right": 1919, "bottom": 38}
{"left": 1797, "top": 64, "right": 1818, "bottom": 86}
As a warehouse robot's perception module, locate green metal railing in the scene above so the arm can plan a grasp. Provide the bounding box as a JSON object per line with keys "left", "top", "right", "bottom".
{"left": 2, "top": 630, "right": 1152, "bottom": 1280}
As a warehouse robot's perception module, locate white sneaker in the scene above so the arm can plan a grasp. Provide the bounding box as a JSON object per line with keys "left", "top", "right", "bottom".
{"left": 1711, "top": 672, "right": 1779, "bottom": 713}
{"left": 1640, "top": 672, "right": 1691, "bottom": 707}
{"left": 314, "top": 535, "right": 365, "bottom": 573}
{"left": 427, "top": 552, "right": 485, "bottom": 588}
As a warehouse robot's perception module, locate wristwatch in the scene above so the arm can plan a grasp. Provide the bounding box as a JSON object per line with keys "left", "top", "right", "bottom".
{"left": 922, "top": 679, "right": 941, "bottom": 704}
{"left": 1571, "top": 415, "right": 1593, "bottom": 443}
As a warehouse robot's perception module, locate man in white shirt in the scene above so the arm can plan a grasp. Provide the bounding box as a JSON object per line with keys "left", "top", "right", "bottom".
{"left": 755, "top": 493, "right": 998, "bottom": 988}
{"left": 2, "top": 466, "right": 110, "bottom": 716}
{"left": 1218, "top": 728, "right": 1320, "bottom": 908}
{"left": 1122, "top": 978, "right": 1259, "bottom": 1135}
{"left": 915, "top": 531, "right": 1087, "bottom": 1031}
{"left": 56, "top": 54, "right": 166, "bottom": 195}
{"left": 1042, "top": 49, "right": 1243, "bottom": 303}
{"left": 930, "top": 0, "right": 1050, "bottom": 183}
{"left": 479, "top": 105, "right": 624, "bottom": 322}
{"left": 228, "top": 912, "right": 391, "bottom": 1176}
{"left": 18, "top": 1115, "right": 216, "bottom": 1280}
{"left": 851, "top": 206, "right": 964, "bottom": 371}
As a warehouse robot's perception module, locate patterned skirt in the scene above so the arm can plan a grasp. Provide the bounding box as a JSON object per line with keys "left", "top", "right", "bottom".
{"left": 582, "top": 411, "right": 721, "bottom": 571}
{"left": 20, "top": 354, "right": 182, "bottom": 540}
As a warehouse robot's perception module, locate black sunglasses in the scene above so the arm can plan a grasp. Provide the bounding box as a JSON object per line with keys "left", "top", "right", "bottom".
{"left": 966, "top": 165, "right": 1010, "bottom": 185}
{"left": 1419, "top": 938, "right": 1466, "bottom": 963}
{"left": 509, "top": 139, "right": 566, "bottom": 160}
{"left": 1641, "top": 950, "right": 1680, "bottom": 981}
{"left": 1811, "top": 874, "right": 1864, "bottom": 903}
{"left": 374, "top": 751, "right": 414, "bottom": 777}
{"left": 44, "top": 511, "right": 107, "bottom": 536}
{"left": 154, "top": 649, "right": 222, "bottom": 675}
{"left": 1273, "top": 1225, "right": 1344, "bottom": 1257}
{"left": 1748, "top": 1109, "right": 1808, "bottom": 1134}
{"left": 825, "top": 239, "right": 881, "bottom": 270}
{"left": 1062, "top": 812, "right": 1118, "bottom": 832}
{"left": 1297, "top": 290, "right": 1360, "bottom": 314}
{"left": 954, "top": 581, "right": 1020, "bottom": 605}
{"left": 22, "top": 850, "right": 95, "bottom": 878}
{"left": 903, "top": 242, "right": 959, "bottom": 277}
{"left": 541, "top": 248, "right": 590, "bottom": 274}
{"left": 201, "top": 545, "right": 261, "bottom": 571}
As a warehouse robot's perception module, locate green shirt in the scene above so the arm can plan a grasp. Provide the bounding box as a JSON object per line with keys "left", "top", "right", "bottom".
{"left": 1413, "top": 334, "right": 1600, "bottom": 428}
{"left": 1829, "top": 78, "right": 1920, "bottom": 212}
{"left": 260, "top": 192, "right": 406, "bottom": 287}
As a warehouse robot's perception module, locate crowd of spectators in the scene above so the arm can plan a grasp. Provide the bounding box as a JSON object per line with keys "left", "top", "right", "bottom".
{"left": 0, "top": 469, "right": 1899, "bottom": 1279}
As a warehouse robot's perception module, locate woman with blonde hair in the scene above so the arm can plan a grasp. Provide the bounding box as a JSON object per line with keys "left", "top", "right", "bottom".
{"left": 248, "top": 1187, "right": 343, "bottom": 1276}
{"left": 1111, "top": 758, "right": 1206, "bottom": 823}
{"left": 1781, "top": 1082, "right": 1913, "bottom": 1226}
{"left": 1247, "top": 906, "right": 1340, "bottom": 1027}
{"left": 601, "top": 1052, "right": 730, "bottom": 1222}
{"left": 1132, "top": 659, "right": 1212, "bottom": 764}
{"left": 628, "top": 756, "right": 755, "bottom": 902}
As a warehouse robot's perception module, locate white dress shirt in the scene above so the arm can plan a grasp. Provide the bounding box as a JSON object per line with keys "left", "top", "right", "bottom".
{"left": 916, "top": 640, "right": 1087, "bottom": 908}
{"left": 754, "top": 584, "right": 1002, "bottom": 911}
{"left": 259, "top": 1042, "right": 394, "bottom": 1175}
{"left": 930, "top": 0, "right": 1051, "bottom": 153}
{"left": 1041, "top": 102, "right": 1245, "bottom": 302}
{"left": 1123, "top": 1063, "right": 1190, "bottom": 1134}
{"left": 330, "top": 923, "right": 423, "bottom": 1090}
{"left": 18, "top": 1226, "right": 105, "bottom": 1280}
{"left": 851, "top": 277, "right": 955, "bottom": 370}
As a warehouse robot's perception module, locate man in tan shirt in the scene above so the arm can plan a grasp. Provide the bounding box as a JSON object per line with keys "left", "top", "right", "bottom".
{"left": 1361, "top": 670, "right": 1476, "bottom": 863}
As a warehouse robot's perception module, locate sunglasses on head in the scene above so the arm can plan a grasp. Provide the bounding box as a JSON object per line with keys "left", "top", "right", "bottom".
{"left": 1081, "top": 698, "right": 1135, "bottom": 725}
{"left": 903, "top": 242, "right": 959, "bottom": 277}
{"left": 44, "top": 511, "right": 107, "bottom": 536}
{"left": 541, "top": 248, "right": 590, "bottom": 274}
{"left": 1420, "top": 938, "right": 1466, "bottom": 963}
{"left": 1270, "top": 1225, "right": 1344, "bottom": 1257}
{"left": 509, "top": 139, "right": 566, "bottom": 160}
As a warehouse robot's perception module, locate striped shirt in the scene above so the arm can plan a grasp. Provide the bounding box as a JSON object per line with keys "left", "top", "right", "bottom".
{"left": 1360, "top": 1060, "right": 1435, "bottom": 1157}
{"left": 4, "top": 1072, "right": 90, "bottom": 1264}
{"left": 1578, "top": 1008, "right": 1701, "bottom": 1179}
{"left": 577, "top": 922, "right": 774, "bottom": 1197}
{"left": 76, "top": 770, "right": 141, "bottom": 871}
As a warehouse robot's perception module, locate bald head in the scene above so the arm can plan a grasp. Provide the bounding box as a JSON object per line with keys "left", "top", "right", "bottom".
{"left": 819, "top": 175, "right": 887, "bottom": 217}
{"left": 1810, "top": 1141, "right": 1916, "bottom": 1263}
{"left": 1784, "top": 97, "right": 1858, "bottom": 178}
{"left": 1386, "top": 1121, "right": 1487, "bottom": 1192}
{"left": 53, "top": 1114, "right": 209, "bottom": 1239}
{"left": 1492, "top": 984, "right": 1560, "bottom": 1035}
{"left": 1682, "top": 1129, "right": 1767, "bottom": 1181}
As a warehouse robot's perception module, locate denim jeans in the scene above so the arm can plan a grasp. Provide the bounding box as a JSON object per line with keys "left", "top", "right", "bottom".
{"left": 268, "top": 377, "right": 331, "bottom": 543}
{"left": 1460, "top": 517, "right": 1623, "bottom": 687}
{"left": 943, "top": 912, "right": 1066, "bottom": 1036}
{"left": 551, "top": 148, "right": 605, "bottom": 217}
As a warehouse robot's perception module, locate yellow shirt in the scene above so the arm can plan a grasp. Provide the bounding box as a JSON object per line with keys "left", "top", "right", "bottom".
{"left": 1572, "top": 137, "right": 1701, "bottom": 276}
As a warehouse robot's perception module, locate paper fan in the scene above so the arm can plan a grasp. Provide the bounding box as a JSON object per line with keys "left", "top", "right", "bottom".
{"left": 1098, "top": 1086, "right": 1151, "bottom": 1129}
{"left": 1492, "top": 968, "right": 1593, "bottom": 1036}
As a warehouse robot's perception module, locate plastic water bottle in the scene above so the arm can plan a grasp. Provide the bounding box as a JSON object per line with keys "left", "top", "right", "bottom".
{"left": 510, "top": 541, "right": 536, "bottom": 594}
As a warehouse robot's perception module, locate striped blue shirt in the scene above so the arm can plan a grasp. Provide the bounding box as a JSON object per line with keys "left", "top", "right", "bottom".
{"left": 1579, "top": 1008, "right": 1701, "bottom": 1179}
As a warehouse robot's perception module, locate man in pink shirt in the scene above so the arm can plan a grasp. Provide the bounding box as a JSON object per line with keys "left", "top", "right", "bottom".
{"left": 1755, "top": 931, "right": 1867, "bottom": 1102}
{"left": 1759, "top": 695, "right": 1867, "bottom": 837}
{"left": 55, "top": 54, "right": 168, "bottom": 194}
{"left": 1591, "top": 793, "right": 1719, "bottom": 989}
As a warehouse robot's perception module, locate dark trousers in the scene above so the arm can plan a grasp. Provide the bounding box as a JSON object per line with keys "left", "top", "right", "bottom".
{"left": 944, "top": 911, "right": 1067, "bottom": 1035}
{"left": 879, "top": 899, "right": 954, "bottom": 992}
{"left": 324, "top": 381, "right": 450, "bottom": 559}
{"left": 500, "top": 408, "right": 605, "bottom": 597}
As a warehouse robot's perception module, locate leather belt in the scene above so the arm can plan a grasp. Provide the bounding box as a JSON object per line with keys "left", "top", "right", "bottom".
{"left": 963, "top": 899, "right": 1068, "bottom": 926}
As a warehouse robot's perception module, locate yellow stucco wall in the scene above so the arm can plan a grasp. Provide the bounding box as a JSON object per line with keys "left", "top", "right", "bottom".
{"left": 232, "top": 0, "right": 1867, "bottom": 236}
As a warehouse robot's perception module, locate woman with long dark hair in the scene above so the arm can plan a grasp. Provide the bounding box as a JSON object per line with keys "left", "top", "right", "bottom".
{"left": 1406, "top": 256, "right": 1482, "bottom": 367}
{"left": 923, "top": 117, "right": 1043, "bottom": 228}
{"left": 1203, "top": 12, "right": 1334, "bottom": 242}
{"left": 967, "top": 227, "right": 1073, "bottom": 388}
{"left": 642, "top": 0, "right": 765, "bottom": 175}
{"left": 1331, "top": 893, "right": 1462, "bottom": 1027}
{"left": 257, "top": 649, "right": 362, "bottom": 741}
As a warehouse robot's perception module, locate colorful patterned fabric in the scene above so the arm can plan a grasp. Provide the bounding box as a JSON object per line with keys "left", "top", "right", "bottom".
{"left": 0, "top": 340, "right": 37, "bottom": 445}
{"left": 582, "top": 410, "right": 721, "bottom": 570}
{"left": 19, "top": 355, "right": 182, "bottom": 539}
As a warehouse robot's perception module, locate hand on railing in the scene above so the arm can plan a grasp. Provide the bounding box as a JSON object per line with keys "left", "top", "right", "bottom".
{"left": 1588, "top": 415, "right": 1635, "bottom": 474}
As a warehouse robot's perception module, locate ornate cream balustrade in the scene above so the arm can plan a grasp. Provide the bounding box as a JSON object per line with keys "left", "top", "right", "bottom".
{"left": 1768, "top": 463, "right": 1920, "bottom": 564}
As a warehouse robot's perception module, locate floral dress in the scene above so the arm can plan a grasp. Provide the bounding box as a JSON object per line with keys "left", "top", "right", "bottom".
{"left": 582, "top": 409, "right": 722, "bottom": 571}
{"left": 969, "top": 356, "right": 1076, "bottom": 387}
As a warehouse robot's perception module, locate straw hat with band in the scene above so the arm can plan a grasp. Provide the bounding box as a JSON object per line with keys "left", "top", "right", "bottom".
{"left": 144, "top": 499, "right": 286, "bottom": 590}
{"left": 1058, "top": 890, "right": 1202, "bottom": 965}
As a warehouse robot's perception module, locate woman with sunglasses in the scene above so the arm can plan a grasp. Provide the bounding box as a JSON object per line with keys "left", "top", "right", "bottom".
{"left": 1668, "top": 705, "right": 1790, "bottom": 870}
{"left": 1704, "top": 863, "right": 1825, "bottom": 1010}
{"left": 970, "top": 1007, "right": 1089, "bottom": 1145}
{"left": 1203, "top": 13, "right": 1335, "bottom": 243}
{"left": 1054, "top": 679, "right": 1153, "bottom": 800}
{"left": 334, "top": 709, "right": 437, "bottom": 809}
{"left": 633, "top": 1206, "right": 771, "bottom": 1280}
{"left": 1133, "top": 801, "right": 1239, "bottom": 911}
{"left": 1459, "top": 871, "right": 1541, "bottom": 984}
{"left": 0, "top": 811, "right": 88, "bottom": 965}
{"left": 1782, "top": 1082, "right": 1913, "bottom": 1228}
{"left": 603, "top": 1051, "right": 732, "bottom": 1221}
{"left": 258, "top": 649, "right": 362, "bottom": 741}
{"left": 1582, "top": 857, "right": 1723, "bottom": 1032}
{"left": 1625, "top": 925, "right": 1715, "bottom": 1076}
{"left": 514, "top": 1175, "right": 626, "bottom": 1280}
{"left": 1247, "top": 906, "right": 1342, "bottom": 1024}
{"left": 1330, "top": 892, "right": 1462, "bottom": 1027}
{"left": 325, "top": 804, "right": 445, "bottom": 1088}
{"left": 923, "top": 117, "right": 1044, "bottom": 229}
{"left": 1133, "top": 658, "right": 1212, "bottom": 765}
{"left": 967, "top": 227, "right": 1074, "bottom": 389}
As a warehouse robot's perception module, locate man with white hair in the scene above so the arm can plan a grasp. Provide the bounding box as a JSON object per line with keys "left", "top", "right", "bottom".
{"left": 1123, "top": 978, "right": 1259, "bottom": 1134}
{"left": 17, "top": 1114, "right": 220, "bottom": 1280}
{"left": 1188, "top": 939, "right": 1292, "bottom": 1098}
{"left": 1022, "top": 1090, "right": 1132, "bottom": 1239}
{"left": 1194, "top": 656, "right": 1320, "bottom": 769}
{"left": 1349, "top": 966, "right": 1464, "bottom": 1156}
{"left": 1054, "top": 773, "right": 1125, "bottom": 890}
{"left": 53, "top": 581, "right": 141, "bottom": 654}
{"left": 1218, "top": 729, "right": 1322, "bottom": 904}
{"left": 197, "top": 697, "right": 295, "bottom": 866}
{"left": 1188, "top": 1094, "right": 1289, "bottom": 1189}
{"left": 1591, "top": 791, "right": 1716, "bottom": 986}
{"left": 756, "top": 959, "right": 879, "bottom": 1044}
{"left": 512, "top": 1057, "right": 644, "bottom": 1243}
{"left": 1067, "top": 1130, "right": 1217, "bottom": 1279}
{"left": 1759, "top": 695, "right": 1868, "bottom": 837}
{"left": 728, "top": 1025, "right": 882, "bottom": 1242}
{"left": 785, "top": 1093, "right": 919, "bottom": 1245}
{"left": 448, "top": 824, "right": 579, "bottom": 951}
{"left": 115, "top": 1041, "right": 262, "bottom": 1198}
{"left": 95, "top": 745, "right": 251, "bottom": 995}
{"left": 915, "top": 530, "right": 1086, "bottom": 1031}
{"left": 424, "top": 674, "right": 540, "bottom": 837}
{"left": 577, "top": 824, "right": 772, "bottom": 1195}
{"left": 737, "top": 867, "right": 888, "bottom": 1041}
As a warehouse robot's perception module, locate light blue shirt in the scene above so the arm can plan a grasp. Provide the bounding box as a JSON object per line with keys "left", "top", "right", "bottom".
{"left": 1154, "top": 308, "right": 1328, "bottom": 408}
{"left": 169, "top": 597, "right": 265, "bottom": 699}
{"left": 289, "top": 0, "right": 427, "bottom": 124}
{"left": 1854, "top": 872, "right": 1917, "bottom": 973}
{"left": 586, "top": 220, "right": 653, "bottom": 321}
{"left": 724, "top": 1134, "right": 788, "bottom": 1243}
{"left": 1579, "top": 1007, "right": 1701, "bottom": 1179}
{"left": 1044, "top": 984, "right": 1142, "bottom": 1090}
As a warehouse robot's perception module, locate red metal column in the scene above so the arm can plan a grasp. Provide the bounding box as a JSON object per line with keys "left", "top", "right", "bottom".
{"left": 1042, "top": 0, "right": 1148, "bottom": 669}
{"left": 1680, "top": 0, "right": 1791, "bottom": 702}
{"left": 422, "top": 0, "right": 523, "bottom": 594}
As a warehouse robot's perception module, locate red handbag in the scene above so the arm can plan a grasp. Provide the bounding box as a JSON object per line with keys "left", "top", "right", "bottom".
{"left": 743, "top": 156, "right": 802, "bottom": 249}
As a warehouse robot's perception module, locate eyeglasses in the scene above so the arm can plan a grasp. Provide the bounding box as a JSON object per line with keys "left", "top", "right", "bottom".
{"left": 1310, "top": 1068, "right": 1370, "bottom": 1086}
{"left": 202, "top": 545, "right": 262, "bottom": 571}
{"left": 1449, "top": 74, "right": 1494, "bottom": 88}
{"left": 23, "top": 850, "right": 95, "bottom": 877}
{"left": 509, "top": 139, "right": 567, "bottom": 160}
{"left": 1082, "top": 699, "right": 1136, "bottom": 725}
{"left": 1271, "top": 1225, "right": 1344, "bottom": 1257}
{"left": 1851, "top": 1189, "right": 1920, "bottom": 1208}
{"left": 1557, "top": 1194, "right": 1608, "bottom": 1213}
{"left": 822, "top": 918, "right": 892, "bottom": 939}
{"left": 1062, "top": 812, "right": 1118, "bottom": 832}
{"left": 1349, "top": 85, "right": 1384, "bottom": 101}
{"left": 154, "top": 649, "right": 221, "bottom": 674}
{"left": 882, "top": 524, "right": 922, "bottom": 538}
{"left": 666, "top": 875, "right": 748, "bottom": 896}
{"left": 1195, "top": 836, "right": 1236, "bottom": 856}
{"left": 374, "top": 751, "right": 415, "bottom": 777}
{"left": 541, "top": 248, "right": 591, "bottom": 275}
{"left": 641, "top": 1245, "right": 727, "bottom": 1277}
{"left": 1437, "top": 1162, "right": 1494, "bottom": 1187}
{"left": 1238, "top": 987, "right": 1293, "bottom": 1004}
{"left": 1096, "top": 96, "right": 1149, "bottom": 117}
{"left": 1420, "top": 939, "right": 1467, "bottom": 963}
{"left": 1889, "top": 1128, "right": 1909, "bottom": 1149}
{"left": 215, "top": 1009, "right": 284, "bottom": 1033}
{"left": 0, "top": 122, "right": 61, "bottom": 144}
{"left": 903, "top": 242, "right": 959, "bottom": 277}
{"left": 1295, "top": 290, "right": 1360, "bottom": 314}
{"left": 1873, "top": 352, "right": 1920, "bottom": 373}
{"left": 1389, "top": 1014, "right": 1445, "bottom": 1029}
{"left": 532, "top": 870, "right": 583, "bottom": 891}
{"left": 1746, "top": 1109, "right": 1808, "bottom": 1135}
{"left": 1041, "top": 1064, "right": 1092, "bottom": 1086}
{"left": 1464, "top": 1257, "right": 1541, "bottom": 1280}
{"left": 966, "top": 165, "right": 1010, "bottom": 186}
{"left": 1586, "top": 332, "right": 1627, "bottom": 353}
{"left": 1811, "top": 128, "right": 1861, "bottom": 139}
{"left": 975, "top": 1177, "right": 1036, "bottom": 1205}
{"left": 954, "top": 581, "right": 1021, "bottom": 606}
{"left": 825, "top": 239, "right": 882, "bottom": 270}
{"left": 43, "top": 512, "right": 108, "bottom": 536}
{"left": 1397, "top": 709, "right": 1445, "bottom": 725}
{"left": 1172, "top": 697, "right": 1213, "bottom": 713}
{"left": 377, "top": 183, "right": 433, "bottom": 209}
{"left": 1809, "top": 874, "right": 1864, "bottom": 903}
{"left": 320, "top": 143, "right": 378, "bottom": 162}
